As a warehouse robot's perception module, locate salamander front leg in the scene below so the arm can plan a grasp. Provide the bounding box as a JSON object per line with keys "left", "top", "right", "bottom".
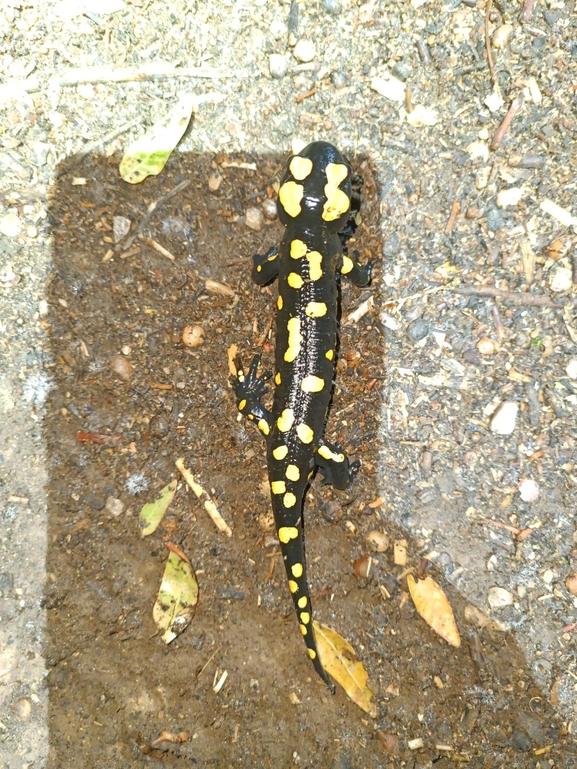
{"left": 231, "top": 354, "right": 272, "bottom": 437}
{"left": 340, "top": 248, "right": 372, "bottom": 288}
{"left": 315, "top": 440, "right": 360, "bottom": 491}
{"left": 252, "top": 246, "right": 279, "bottom": 286}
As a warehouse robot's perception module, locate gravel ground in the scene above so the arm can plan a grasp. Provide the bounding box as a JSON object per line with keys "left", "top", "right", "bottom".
{"left": 1, "top": 0, "right": 576, "bottom": 767}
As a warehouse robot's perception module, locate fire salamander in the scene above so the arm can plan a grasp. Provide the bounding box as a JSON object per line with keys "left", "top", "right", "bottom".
{"left": 232, "top": 141, "right": 371, "bottom": 688}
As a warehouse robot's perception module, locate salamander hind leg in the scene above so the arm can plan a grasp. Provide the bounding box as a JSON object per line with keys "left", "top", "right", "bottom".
{"left": 340, "top": 248, "right": 372, "bottom": 288}
{"left": 315, "top": 440, "right": 360, "bottom": 490}
{"left": 252, "top": 246, "right": 279, "bottom": 286}
{"left": 231, "top": 354, "right": 272, "bottom": 437}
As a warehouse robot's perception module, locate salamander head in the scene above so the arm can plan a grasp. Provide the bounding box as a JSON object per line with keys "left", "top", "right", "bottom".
{"left": 277, "top": 141, "right": 352, "bottom": 232}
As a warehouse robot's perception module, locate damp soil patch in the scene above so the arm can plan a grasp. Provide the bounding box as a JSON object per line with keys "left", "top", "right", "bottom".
{"left": 44, "top": 152, "right": 576, "bottom": 767}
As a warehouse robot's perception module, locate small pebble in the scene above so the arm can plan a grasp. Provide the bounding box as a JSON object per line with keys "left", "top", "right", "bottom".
{"left": 370, "top": 74, "right": 405, "bottom": 102}
{"left": 476, "top": 337, "right": 496, "bottom": 355}
{"left": 407, "top": 738, "right": 424, "bottom": 751}
{"left": 182, "top": 325, "right": 204, "bottom": 348}
{"left": 149, "top": 414, "right": 170, "bottom": 438}
{"left": 490, "top": 401, "right": 518, "bottom": 435}
{"left": 492, "top": 24, "right": 513, "bottom": 49}
{"left": 110, "top": 354, "right": 132, "bottom": 381}
{"left": 269, "top": 54, "right": 288, "bottom": 79}
{"left": 487, "top": 586, "right": 514, "bottom": 609}
{"left": 262, "top": 198, "right": 277, "bottom": 220}
{"left": 548, "top": 261, "right": 573, "bottom": 292}
{"left": 564, "top": 573, "right": 577, "bottom": 596}
{"left": 245, "top": 207, "right": 264, "bottom": 231}
{"left": 12, "top": 698, "right": 31, "bottom": 721}
{"left": 566, "top": 358, "right": 577, "bottom": 380}
{"left": 112, "top": 215, "right": 131, "bottom": 244}
{"left": 324, "top": 0, "right": 342, "bottom": 14}
{"left": 391, "top": 61, "right": 412, "bottom": 82}
{"left": 496, "top": 187, "right": 527, "bottom": 208}
{"left": 518, "top": 478, "right": 539, "bottom": 502}
{"left": 208, "top": 172, "right": 222, "bottom": 192}
{"left": 331, "top": 71, "right": 348, "bottom": 89}
{"left": 366, "top": 530, "right": 389, "bottom": 553}
{"left": 293, "top": 40, "right": 315, "bottom": 63}
{"left": 353, "top": 555, "right": 372, "bottom": 579}
{"left": 407, "top": 319, "right": 429, "bottom": 342}
{"left": 105, "top": 497, "right": 125, "bottom": 517}
{"left": 0, "top": 212, "right": 21, "bottom": 238}
{"left": 511, "top": 728, "right": 532, "bottom": 752}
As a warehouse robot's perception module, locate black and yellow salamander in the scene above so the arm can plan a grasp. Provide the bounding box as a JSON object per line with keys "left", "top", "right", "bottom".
{"left": 232, "top": 141, "right": 371, "bottom": 688}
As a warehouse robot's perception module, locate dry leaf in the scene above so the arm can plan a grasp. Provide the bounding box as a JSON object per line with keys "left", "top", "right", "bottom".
{"left": 139, "top": 479, "right": 177, "bottom": 536}
{"left": 313, "top": 621, "right": 377, "bottom": 717}
{"left": 153, "top": 546, "right": 198, "bottom": 643}
{"left": 407, "top": 574, "right": 461, "bottom": 647}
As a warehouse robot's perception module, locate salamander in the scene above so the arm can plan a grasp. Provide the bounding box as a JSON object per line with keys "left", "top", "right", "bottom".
{"left": 232, "top": 141, "right": 371, "bottom": 687}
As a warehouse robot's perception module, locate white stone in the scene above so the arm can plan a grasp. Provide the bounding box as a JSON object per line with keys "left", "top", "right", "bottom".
{"left": 488, "top": 586, "right": 514, "bottom": 609}
{"left": 566, "top": 359, "right": 577, "bottom": 380}
{"left": 293, "top": 40, "right": 316, "bottom": 63}
{"left": 0, "top": 212, "right": 21, "bottom": 238}
{"left": 548, "top": 261, "right": 573, "bottom": 293}
{"left": 407, "top": 105, "right": 438, "bottom": 127}
{"left": 518, "top": 478, "right": 539, "bottom": 502}
{"left": 370, "top": 74, "right": 406, "bottom": 102}
{"left": 269, "top": 54, "right": 287, "bottom": 79}
{"left": 245, "top": 207, "right": 264, "bottom": 231}
{"left": 490, "top": 401, "right": 518, "bottom": 435}
{"left": 496, "top": 187, "right": 528, "bottom": 208}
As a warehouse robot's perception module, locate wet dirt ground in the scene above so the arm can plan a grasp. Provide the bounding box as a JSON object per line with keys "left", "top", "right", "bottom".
{"left": 43, "top": 153, "right": 577, "bottom": 768}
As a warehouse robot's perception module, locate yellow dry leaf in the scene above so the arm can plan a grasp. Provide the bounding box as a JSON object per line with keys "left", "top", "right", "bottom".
{"left": 313, "top": 621, "right": 377, "bottom": 717}
{"left": 407, "top": 574, "right": 461, "bottom": 647}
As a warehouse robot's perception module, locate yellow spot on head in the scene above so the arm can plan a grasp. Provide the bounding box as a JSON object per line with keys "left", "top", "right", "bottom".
{"left": 267, "top": 252, "right": 277, "bottom": 261}
{"left": 289, "top": 156, "right": 313, "bottom": 181}
{"left": 291, "top": 563, "right": 303, "bottom": 578}
{"left": 272, "top": 444, "right": 288, "bottom": 460}
{"left": 305, "top": 302, "right": 327, "bottom": 318}
{"left": 257, "top": 265, "right": 262, "bottom": 272}
{"left": 271, "top": 480, "right": 286, "bottom": 494}
{"left": 300, "top": 612, "right": 310, "bottom": 625}
{"left": 308, "top": 648, "right": 317, "bottom": 659}
{"left": 287, "top": 272, "right": 304, "bottom": 289}
{"left": 341, "top": 255, "right": 354, "bottom": 274}
{"left": 297, "top": 596, "right": 308, "bottom": 609}
{"left": 277, "top": 408, "right": 295, "bottom": 432}
{"left": 301, "top": 375, "right": 325, "bottom": 393}
{"left": 284, "top": 317, "right": 302, "bottom": 363}
{"left": 283, "top": 492, "right": 297, "bottom": 508}
{"left": 275, "top": 372, "right": 282, "bottom": 385}
{"left": 296, "top": 423, "right": 314, "bottom": 444}
{"left": 277, "top": 295, "right": 283, "bottom": 310}
{"left": 300, "top": 624, "right": 307, "bottom": 635}
{"left": 285, "top": 464, "right": 300, "bottom": 481}
{"left": 289, "top": 580, "right": 299, "bottom": 593}
{"left": 325, "top": 349, "right": 334, "bottom": 360}
{"left": 238, "top": 399, "right": 247, "bottom": 411}
{"left": 278, "top": 526, "right": 299, "bottom": 543}
{"left": 290, "top": 239, "right": 308, "bottom": 259}
{"left": 279, "top": 181, "right": 304, "bottom": 218}
{"left": 322, "top": 162, "right": 350, "bottom": 222}
{"left": 258, "top": 419, "right": 270, "bottom": 435}
{"left": 326, "top": 162, "right": 349, "bottom": 186}
{"left": 306, "top": 250, "right": 323, "bottom": 281}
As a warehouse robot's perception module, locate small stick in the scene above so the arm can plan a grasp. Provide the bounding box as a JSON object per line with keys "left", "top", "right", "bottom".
{"left": 449, "top": 285, "right": 553, "bottom": 306}
{"left": 295, "top": 88, "right": 316, "bottom": 103}
{"left": 54, "top": 63, "right": 247, "bottom": 87}
{"left": 146, "top": 237, "right": 176, "bottom": 262}
{"left": 176, "top": 457, "right": 232, "bottom": 537}
{"left": 59, "top": 119, "right": 140, "bottom": 174}
{"left": 119, "top": 179, "right": 190, "bottom": 250}
{"left": 445, "top": 199, "right": 460, "bottom": 233}
{"left": 484, "top": 0, "right": 498, "bottom": 91}
{"left": 521, "top": 0, "right": 538, "bottom": 22}
{"left": 490, "top": 302, "right": 505, "bottom": 340}
{"left": 490, "top": 95, "right": 524, "bottom": 150}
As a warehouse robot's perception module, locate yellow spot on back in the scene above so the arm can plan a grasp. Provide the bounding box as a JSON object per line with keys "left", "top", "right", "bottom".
{"left": 297, "top": 596, "right": 308, "bottom": 609}
{"left": 300, "top": 624, "right": 308, "bottom": 635}
{"left": 275, "top": 372, "right": 282, "bottom": 385}
{"left": 300, "top": 612, "right": 311, "bottom": 624}
{"left": 306, "top": 250, "right": 323, "bottom": 281}
{"left": 325, "top": 349, "right": 334, "bottom": 360}
{"left": 289, "top": 580, "right": 299, "bottom": 593}
{"left": 285, "top": 464, "right": 300, "bottom": 481}
{"left": 271, "top": 480, "right": 286, "bottom": 494}
{"left": 301, "top": 375, "right": 325, "bottom": 393}
{"left": 283, "top": 492, "right": 297, "bottom": 508}
{"left": 287, "top": 272, "right": 304, "bottom": 289}
{"left": 278, "top": 526, "right": 299, "bottom": 543}
{"left": 322, "top": 162, "right": 350, "bottom": 222}
{"left": 308, "top": 648, "right": 317, "bottom": 659}
{"left": 289, "top": 156, "right": 313, "bottom": 180}
{"left": 296, "top": 423, "right": 314, "bottom": 444}
{"left": 272, "top": 445, "right": 288, "bottom": 460}
{"left": 290, "top": 239, "right": 308, "bottom": 259}
{"left": 279, "top": 181, "right": 304, "bottom": 218}
{"left": 305, "top": 302, "right": 327, "bottom": 318}
{"left": 277, "top": 295, "right": 283, "bottom": 310}
{"left": 238, "top": 399, "right": 246, "bottom": 411}
{"left": 258, "top": 419, "right": 270, "bottom": 435}
{"left": 284, "top": 317, "right": 302, "bottom": 363}
{"left": 291, "top": 563, "right": 303, "bottom": 578}
{"left": 277, "top": 408, "right": 295, "bottom": 432}
{"left": 341, "top": 255, "right": 354, "bottom": 274}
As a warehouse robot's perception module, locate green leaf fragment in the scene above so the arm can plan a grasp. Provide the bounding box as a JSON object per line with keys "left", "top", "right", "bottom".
{"left": 153, "top": 550, "right": 199, "bottom": 644}
{"left": 119, "top": 94, "right": 195, "bottom": 184}
{"left": 139, "top": 479, "right": 177, "bottom": 537}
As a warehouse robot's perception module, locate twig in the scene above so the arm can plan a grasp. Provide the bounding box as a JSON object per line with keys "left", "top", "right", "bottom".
{"left": 145, "top": 237, "right": 176, "bottom": 262}
{"left": 449, "top": 285, "right": 553, "bottom": 306}
{"left": 119, "top": 180, "right": 190, "bottom": 251}
{"left": 445, "top": 199, "right": 460, "bottom": 233}
{"left": 175, "top": 457, "right": 232, "bottom": 537}
{"left": 58, "top": 119, "right": 140, "bottom": 174}
{"left": 195, "top": 646, "right": 221, "bottom": 680}
{"left": 490, "top": 95, "right": 524, "bottom": 150}
{"left": 521, "top": 0, "right": 538, "bottom": 22}
{"left": 295, "top": 88, "right": 316, "bottom": 103}
{"left": 484, "top": 0, "right": 497, "bottom": 91}
{"left": 53, "top": 63, "right": 248, "bottom": 87}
